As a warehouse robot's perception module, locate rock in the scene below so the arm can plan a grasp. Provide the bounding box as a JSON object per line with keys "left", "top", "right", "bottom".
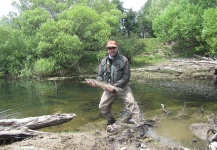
{"left": 189, "top": 123, "right": 209, "bottom": 140}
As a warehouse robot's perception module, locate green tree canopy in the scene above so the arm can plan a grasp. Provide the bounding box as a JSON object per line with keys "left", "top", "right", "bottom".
{"left": 201, "top": 8, "right": 217, "bottom": 55}
{"left": 0, "top": 26, "right": 26, "bottom": 75}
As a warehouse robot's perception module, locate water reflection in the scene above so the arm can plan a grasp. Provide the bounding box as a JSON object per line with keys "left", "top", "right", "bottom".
{"left": 0, "top": 78, "right": 216, "bottom": 148}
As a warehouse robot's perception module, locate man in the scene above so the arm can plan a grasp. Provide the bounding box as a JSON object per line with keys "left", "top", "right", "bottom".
{"left": 89, "top": 40, "right": 146, "bottom": 138}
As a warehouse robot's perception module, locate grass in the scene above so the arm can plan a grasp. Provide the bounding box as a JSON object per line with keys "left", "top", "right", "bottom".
{"left": 132, "top": 38, "right": 171, "bottom": 67}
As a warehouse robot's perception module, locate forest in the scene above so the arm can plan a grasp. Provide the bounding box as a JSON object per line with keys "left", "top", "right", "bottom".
{"left": 0, "top": 0, "right": 216, "bottom": 78}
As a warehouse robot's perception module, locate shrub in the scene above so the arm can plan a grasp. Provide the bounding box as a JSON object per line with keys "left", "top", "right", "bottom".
{"left": 34, "top": 58, "right": 56, "bottom": 77}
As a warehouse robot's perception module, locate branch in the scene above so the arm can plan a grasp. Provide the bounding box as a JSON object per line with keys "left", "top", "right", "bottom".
{"left": 175, "top": 103, "right": 186, "bottom": 118}
{"left": 161, "top": 104, "right": 171, "bottom": 114}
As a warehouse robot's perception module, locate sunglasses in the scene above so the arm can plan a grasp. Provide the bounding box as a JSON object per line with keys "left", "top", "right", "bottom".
{"left": 107, "top": 47, "right": 117, "bottom": 50}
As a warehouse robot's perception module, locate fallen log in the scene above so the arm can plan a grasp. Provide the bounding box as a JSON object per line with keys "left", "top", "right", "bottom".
{"left": 193, "top": 54, "right": 216, "bottom": 61}
{"left": 0, "top": 129, "right": 43, "bottom": 142}
{"left": 0, "top": 113, "right": 76, "bottom": 142}
{"left": 0, "top": 113, "right": 76, "bottom": 130}
{"left": 170, "top": 59, "right": 217, "bottom": 65}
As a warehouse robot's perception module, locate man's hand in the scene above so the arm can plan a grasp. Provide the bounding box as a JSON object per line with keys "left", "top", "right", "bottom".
{"left": 105, "top": 85, "right": 116, "bottom": 93}
{"left": 88, "top": 81, "right": 97, "bottom": 87}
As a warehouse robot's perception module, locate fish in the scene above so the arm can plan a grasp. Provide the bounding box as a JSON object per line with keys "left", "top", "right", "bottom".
{"left": 85, "top": 79, "right": 123, "bottom": 92}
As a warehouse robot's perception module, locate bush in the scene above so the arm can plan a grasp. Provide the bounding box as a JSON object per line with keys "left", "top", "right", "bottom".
{"left": 112, "top": 33, "right": 146, "bottom": 64}
{"left": 201, "top": 8, "right": 217, "bottom": 55}
{"left": 34, "top": 58, "right": 57, "bottom": 77}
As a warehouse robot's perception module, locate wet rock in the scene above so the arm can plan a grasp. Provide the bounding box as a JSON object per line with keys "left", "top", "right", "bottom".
{"left": 189, "top": 123, "right": 209, "bottom": 140}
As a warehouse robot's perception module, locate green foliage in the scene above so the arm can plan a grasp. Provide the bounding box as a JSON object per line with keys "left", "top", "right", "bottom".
{"left": 1, "top": 0, "right": 216, "bottom": 77}
{"left": 131, "top": 38, "right": 168, "bottom": 67}
{"left": 189, "top": 0, "right": 217, "bottom": 9}
{"left": 19, "top": 8, "right": 51, "bottom": 35}
{"left": 151, "top": 0, "right": 211, "bottom": 57}
{"left": 12, "top": 0, "right": 73, "bottom": 18}
{"left": 34, "top": 58, "right": 56, "bottom": 77}
{"left": 137, "top": 0, "right": 171, "bottom": 38}
{"left": 201, "top": 8, "right": 217, "bottom": 55}
{"left": 148, "top": 0, "right": 171, "bottom": 20}
{"left": 153, "top": 1, "right": 203, "bottom": 42}
{"left": 0, "top": 72, "right": 3, "bottom": 78}
{"left": 58, "top": 4, "right": 121, "bottom": 66}
{"left": 140, "top": 0, "right": 217, "bottom": 57}
{"left": 100, "top": 10, "right": 123, "bottom": 35}
{"left": 1, "top": 0, "right": 124, "bottom": 77}
{"left": 122, "top": 9, "right": 138, "bottom": 37}
{"left": 59, "top": 4, "right": 114, "bottom": 51}
{"left": 96, "top": 50, "right": 107, "bottom": 63}
{"left": 37, "top": 20, "right": 84, "bottom": 69}
{"left": 112, "top": 0, "right": 125, "bottom": 13}
{"left": 112, "top": 33, "right": 146, "bottom": 64}
{"left": 0, "top": 26, "right": 26, "bottom": 75}
{"left": 85, "top": 0, "right": 119, "bottom": 14}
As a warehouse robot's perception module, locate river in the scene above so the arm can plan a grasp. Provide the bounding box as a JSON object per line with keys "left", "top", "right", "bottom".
{"left": 0, "top": 78, "right": 216, "bottom": 148}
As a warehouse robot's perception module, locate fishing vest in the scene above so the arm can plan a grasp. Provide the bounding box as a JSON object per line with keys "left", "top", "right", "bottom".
{"left": 101, "top": 53, "right": 125, "bottom": 84}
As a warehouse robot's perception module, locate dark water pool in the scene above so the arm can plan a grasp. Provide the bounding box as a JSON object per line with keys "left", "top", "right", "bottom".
{"left": 0, "top": 78, "right": 216, "bottom": 148}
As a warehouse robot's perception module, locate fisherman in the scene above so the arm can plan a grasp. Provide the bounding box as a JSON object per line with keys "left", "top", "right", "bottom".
{"left": 88, "top": 40, "right": 146, "bottom": 138}
{"left": 213, "top": 68, "right": 217, "bottom": 86}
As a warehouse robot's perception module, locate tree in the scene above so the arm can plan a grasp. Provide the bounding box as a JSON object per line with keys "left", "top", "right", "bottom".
{"left": 137, "top": 0, "right": 171, "bottom": 38}
{"left": 112, "top": 0, "right": 125, "bottom": 13}
{"left": 12, "top": 0, "right": 74, "bottom": 18}
{"left": 122, "top": 9, "right": 138, "bottom": 37}
{"left": 188, "top": 0, "right": 217, "bottom": 9}
{"left": 0, "top": 0, "right": 141, "bottom": 77}
{"left": 137, "top": 0, "right": 154, "bottom": 38}
{"left": 201, "top": 8, "right": 217, "bottom": 55}
{"left": 19, "top": 7, "right": 51, "bottom": 35}
{"left": 59, "top": 4, "right": 119, "bottom": 51}
{"left": 0, "top": 26, "right": 26, "bottom": 75}
{"left": 37, "top": 19, "right": 84, "bottom": 71}
{"left": 0, "top": 12, "right": 19, "bottom": 28}
{"left": 142, "top": 0, "right": 171, "bottom": 25}
{"left": 111, "top": 33, "right": 145, "bottom": 65}
{"left": 153, "top": 1, "right": 203, "bottom": 43}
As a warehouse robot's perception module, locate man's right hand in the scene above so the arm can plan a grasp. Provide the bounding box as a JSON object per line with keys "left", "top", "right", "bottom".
{"left": 88, "top": 81, "right": 97, "bottom": 87}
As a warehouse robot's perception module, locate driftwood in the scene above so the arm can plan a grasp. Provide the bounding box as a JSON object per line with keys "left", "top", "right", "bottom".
{"left": 170, "top": 59, "right": 217, "bottom": 65}
{"left": 131, "top": 58, "right": 217, "bottom": 74}
{"left": 161, "top": 104, "right": 171, "bottom": 114}
{"left": 0, "top": 113, "right": 76, "bottom": 142}
{"left": 193, "top": 54, "right": 217, "bottom": 61}
{"left": 175, "top": 103, "right": 186, "bottom": 118}
{"left": 131, "top": 67, "right": 183, "bottom": 73}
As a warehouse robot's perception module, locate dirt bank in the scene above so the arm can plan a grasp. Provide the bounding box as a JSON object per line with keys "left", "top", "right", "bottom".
{"left": 0, "top": 119, "right": 172, "bottom": 150}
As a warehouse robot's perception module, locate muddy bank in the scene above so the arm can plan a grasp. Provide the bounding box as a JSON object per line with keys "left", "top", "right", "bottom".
{"left": 0, "top": 119, "right": 172, "bottom": 150}
{"left": 2, "top": 115, "right": 215, "bottom": 150}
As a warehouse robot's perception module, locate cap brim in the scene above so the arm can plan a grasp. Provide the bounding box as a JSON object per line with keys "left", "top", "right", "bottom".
{"left": 106, "top": 45, "right": 118, "bottom": 48}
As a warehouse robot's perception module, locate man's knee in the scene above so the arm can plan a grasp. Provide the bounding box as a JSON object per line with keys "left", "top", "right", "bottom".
{"left": 99, "top": 104, "right": 108, "bottom": 115}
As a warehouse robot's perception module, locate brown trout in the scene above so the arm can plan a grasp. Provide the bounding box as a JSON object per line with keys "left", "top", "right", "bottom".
{"left": 85, "top": 79, "right": 123, "bottom": 92}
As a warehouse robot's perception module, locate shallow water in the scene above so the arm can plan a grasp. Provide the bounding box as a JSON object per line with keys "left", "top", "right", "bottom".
{"left": 0, "top": 78, "right": 216, "bottom": 148}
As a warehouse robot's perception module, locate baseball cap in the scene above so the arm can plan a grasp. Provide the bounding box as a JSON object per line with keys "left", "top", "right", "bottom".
{"left": 106, "top": 41, "right": 118, "bottom": 48}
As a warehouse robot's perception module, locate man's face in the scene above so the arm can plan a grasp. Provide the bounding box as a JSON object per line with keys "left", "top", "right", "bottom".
{"left": 107, "top": 47, "right": 118, "bottom": 57}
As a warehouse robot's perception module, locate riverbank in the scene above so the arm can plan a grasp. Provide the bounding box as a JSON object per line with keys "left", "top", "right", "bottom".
{"left": 131, "top": 58, "right": 216, "bottom": 80}
{"left": 1, "top": 121, "right": 173, "bottom": 150}
{"left": 1, "top": 58, "right": 216, "bottom": 150}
